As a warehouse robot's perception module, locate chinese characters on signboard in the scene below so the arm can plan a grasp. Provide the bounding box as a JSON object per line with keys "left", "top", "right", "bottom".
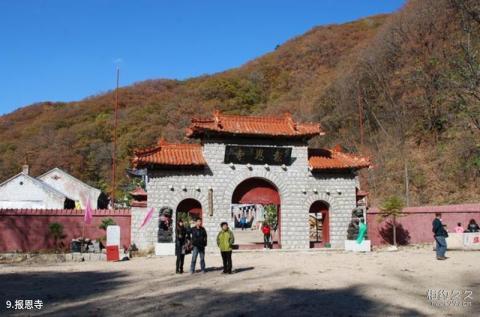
{"left": 224, "top": 146, "right": 292, "bottom": 165}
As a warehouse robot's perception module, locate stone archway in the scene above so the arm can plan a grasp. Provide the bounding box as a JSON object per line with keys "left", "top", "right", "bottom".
{"left": 176, "top": 198, "right": 202, "bottom": 227}
{"left": 231, "top": 177, "right": 281, "bottom": 249}
{"left": 309, "top": 200, "right": 330, "bottom": 248}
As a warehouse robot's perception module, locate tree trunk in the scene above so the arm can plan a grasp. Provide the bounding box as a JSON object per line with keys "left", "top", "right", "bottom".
{"left": 404, "top": 160, "right": 409, "bottom": 206}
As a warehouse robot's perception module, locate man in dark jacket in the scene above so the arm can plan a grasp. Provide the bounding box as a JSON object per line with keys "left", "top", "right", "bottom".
{"left": 190, "top": 219, "right": 207, "bottom": 273}
{"left": 432, "top": 213, "right": 448, "bottom": 260}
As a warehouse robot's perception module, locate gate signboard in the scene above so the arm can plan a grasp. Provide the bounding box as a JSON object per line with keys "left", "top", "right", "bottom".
{"left": 224, "top": 145, "right": 292, "bottom": 165}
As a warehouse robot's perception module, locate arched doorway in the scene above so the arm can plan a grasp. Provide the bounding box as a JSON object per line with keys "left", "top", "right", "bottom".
{"left": 231, "top": 178, "right": 281, "bottom": 249}
{"left": 176, "top": 198, "right": 202, "bottom": 227}
{"left": 309, "top": 201, "right": 329, "bottom": 248}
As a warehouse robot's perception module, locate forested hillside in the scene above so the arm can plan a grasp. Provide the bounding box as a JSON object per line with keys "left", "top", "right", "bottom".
{"left": 0, "top": 0, "right": 478, "bottom": 206}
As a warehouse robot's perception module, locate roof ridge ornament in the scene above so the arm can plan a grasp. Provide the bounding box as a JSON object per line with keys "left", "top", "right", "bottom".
{"left": 283, "top": 111, "right": 297, "bottom": 131}
{"left": 213, "top": 109, "right": 223, "bottom": 129}
{"left": 332, "top": 144, "right": 344, "bottom": 153}
{"left": 157, "top": 138, "right": 169, "bottom": 146}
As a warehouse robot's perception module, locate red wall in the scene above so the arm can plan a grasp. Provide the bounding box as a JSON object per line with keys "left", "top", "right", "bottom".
{"left": 176, "top": 198, "right": 202, "bottom": 218}
{"left": 367, "top": 204, "right": 480, "bottom": 246}
{"left": 232, "top": 178, "right": 280, "bottom": 205}
{"left": 309, "top": 201, "right": 330, "bottom": 243}
{"left": 0, "top": 209, "right": 131, "bottom": 252}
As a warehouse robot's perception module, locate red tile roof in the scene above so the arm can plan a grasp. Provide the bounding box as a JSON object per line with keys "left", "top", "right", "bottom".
{"left": 356, "top": 189, "right": 369, "bottom": 198}
{"left": 130, "top": 187, "right": 147, "bottom": 207}
{"left": 308, "top": 147, "right": 371, "bottom": 171}
{"left": 186, "top": 110, "right": 324, "bottom": 139}
{"left": 133, "top": 139, "right": 206, "bottom": 168}
{"left": 130, "top": 187, "right": 147, "bottom": 197}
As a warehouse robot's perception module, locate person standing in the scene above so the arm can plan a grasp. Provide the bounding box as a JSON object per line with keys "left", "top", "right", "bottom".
{"left": 432, "top": 213, "right": 448, "bottom": 260}
{"left": 175, "top": 220, "right": 189, "bottom": 274}
{"left": 190, "top": 219, "right": 207, "bottom": 273}
{"left": 240, "top": 214, "right": 247, "bottom": 231}
{"left": 217, "top": 222, "right": 235, "bottom": 274}
{"left": 262, "top": 222, "right": 271, "bottom": 249}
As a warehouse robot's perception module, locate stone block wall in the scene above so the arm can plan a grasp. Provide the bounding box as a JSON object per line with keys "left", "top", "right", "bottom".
{"left": 141, "top": 141, "right": 358, "bottom": 251}
{"left": 130, "top": 206, "right": 157, "bottom": 250}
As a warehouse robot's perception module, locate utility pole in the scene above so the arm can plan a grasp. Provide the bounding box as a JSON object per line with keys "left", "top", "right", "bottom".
{"left": 356, "top": 81, "right": 369, "bottom": 208}
{"left": 112, "top": 68, "right": 119, "bottom": 209}
{"left": 357, "top": 82, "right": 365, "bottom": 149}
{"left": 404, "top": 160, "right": 410, "bottom": 207}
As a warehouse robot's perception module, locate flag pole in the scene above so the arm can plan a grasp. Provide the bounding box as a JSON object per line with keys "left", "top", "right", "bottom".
{"left": 112, "top": 68, "right": 120, "bottom": 209}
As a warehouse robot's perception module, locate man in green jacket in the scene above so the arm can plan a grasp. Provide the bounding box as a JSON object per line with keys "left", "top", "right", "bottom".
{"left": 217, "top": 222, "right": 235, "bottom": 274}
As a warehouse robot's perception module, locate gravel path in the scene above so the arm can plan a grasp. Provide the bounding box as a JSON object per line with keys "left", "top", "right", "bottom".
{"left": 0, "top": 246, "right": 478, "bottom": 316}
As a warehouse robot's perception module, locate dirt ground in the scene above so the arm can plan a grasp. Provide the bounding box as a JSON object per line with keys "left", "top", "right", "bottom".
{"left": 0, "top": 246, "right": 478, "bottom": 317}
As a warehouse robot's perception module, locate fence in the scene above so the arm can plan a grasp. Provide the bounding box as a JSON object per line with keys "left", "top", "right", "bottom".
{"left": 0, "top": 209, "right": 131, "bottom": 252}
{"left": 367, "top": 203, "right": 480, "bottom": 246}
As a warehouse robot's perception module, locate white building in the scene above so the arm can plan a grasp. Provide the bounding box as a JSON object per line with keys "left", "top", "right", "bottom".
{"left": 0, "top": 166, "right": 103, "bottom": 209}
{"left": 37, "top": 168, "right": 102, "bottom": 209}
{"left": 131, "top": 111, "right": 371, "bottom": 252}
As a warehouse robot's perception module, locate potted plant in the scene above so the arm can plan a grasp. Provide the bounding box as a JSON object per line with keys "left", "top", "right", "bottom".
{"left": 378, "top": 195, "right": 405, "bottom": 250}
{"left": 48, "top": 222, "right": 64, "bottom": 252}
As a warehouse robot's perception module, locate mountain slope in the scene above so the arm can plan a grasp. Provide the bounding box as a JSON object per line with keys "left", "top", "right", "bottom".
{"left": 1, "top": 0, "right": 479, "bottom": 206}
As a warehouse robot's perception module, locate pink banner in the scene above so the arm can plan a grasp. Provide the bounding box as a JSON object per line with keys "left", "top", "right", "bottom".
{"left": 140, "top": 207, "right": 154, "bottom": 229}
{"left": 84, "top": 199, "right": 93, "bottom": 224}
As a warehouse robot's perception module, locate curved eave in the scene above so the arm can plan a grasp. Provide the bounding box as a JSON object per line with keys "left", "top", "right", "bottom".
{"left": 133, "top": 163, "right": 207, "bottom": 170}
{"left": 186, "top": 128, "right": 325, "bottom": 140}
{"left": 309, "top": 166, "right": 369, "bottom": 173}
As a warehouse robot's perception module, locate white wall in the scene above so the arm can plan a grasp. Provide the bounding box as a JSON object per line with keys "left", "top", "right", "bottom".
{"left": 38, "top": 169, "right": 101, "bottom": 208}
{"left": 0, "top": 174, "right": 65, "bottom": 209}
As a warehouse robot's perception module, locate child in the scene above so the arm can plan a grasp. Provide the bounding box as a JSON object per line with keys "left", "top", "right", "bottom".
{"left": 454, "top": 222, "right": 464, "bottom": 233}
{"left": 262, "top": 222, "right": 271, "bottom": 249}
{"left": 217, "top": 222, "right": 235, "bottom": 274}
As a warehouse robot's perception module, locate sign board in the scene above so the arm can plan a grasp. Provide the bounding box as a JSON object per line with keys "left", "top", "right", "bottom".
{"left": 106, "top": 225, "right": 121, "bottom": 246}
{"left": 345, "top": 240, "right": 371, "bottom": 252}
{"left": 224, "top": 145, "right": 292, "bottom": 165}
{"left": 155, "top": 243, "right": 175, "bottom": 256}
{"left": 106, "top": 245, "right": 120, "bottom": 261}
{"left": 463, "top": 232, "right": 480, "bottom": 249}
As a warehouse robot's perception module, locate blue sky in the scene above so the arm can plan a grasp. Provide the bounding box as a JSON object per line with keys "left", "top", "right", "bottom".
{"left": 0, "top": 0, "right": 405, "bottom": 114}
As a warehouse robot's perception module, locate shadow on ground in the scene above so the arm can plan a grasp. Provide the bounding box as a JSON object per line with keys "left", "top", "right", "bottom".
{"left": 0, "top": 269, "right": 422, "bottom": 317}
{"left": 0, "top": 271, "right": 128, "bottom": 316}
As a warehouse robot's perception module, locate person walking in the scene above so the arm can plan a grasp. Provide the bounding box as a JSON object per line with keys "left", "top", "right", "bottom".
{"left": 262, "top": 222, "right": 271, "bottom": 249}
{"left": 190, "top": 219, "right": 207, "bottom": 273}
{"left": 217, "top": 222, "right": 235, "bottom": 274}
{"left": 175, "top": 220, "right": 189, "bottom": 274}
{"left": 432, "top": 213, "right": 448, "bottom": 260}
